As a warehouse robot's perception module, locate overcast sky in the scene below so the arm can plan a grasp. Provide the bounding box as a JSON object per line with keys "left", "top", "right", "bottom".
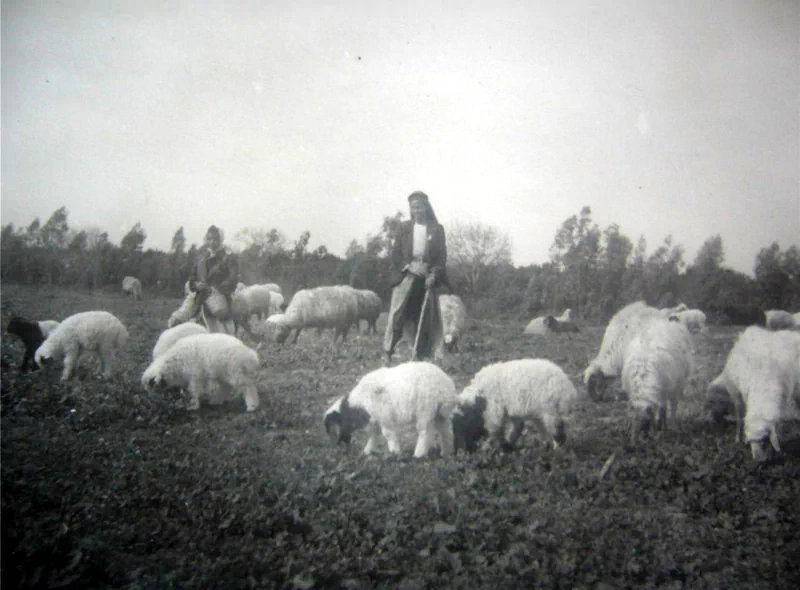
{"left": 2, "top": 0, "right": 798, "bottom": 276}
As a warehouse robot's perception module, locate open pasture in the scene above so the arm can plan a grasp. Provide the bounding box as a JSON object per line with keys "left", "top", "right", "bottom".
{"left": 2, "top": 284, "right": 799, "bottom": 589}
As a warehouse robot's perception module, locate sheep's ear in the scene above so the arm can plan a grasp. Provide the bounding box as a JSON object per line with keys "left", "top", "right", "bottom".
{"left": 324, "top": 411, "right": 342, "bottom": 444}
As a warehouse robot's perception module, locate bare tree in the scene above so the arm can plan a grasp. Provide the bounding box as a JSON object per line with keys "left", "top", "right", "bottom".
{"left": 447, "top": 220, "right": 512, "bottom": 294}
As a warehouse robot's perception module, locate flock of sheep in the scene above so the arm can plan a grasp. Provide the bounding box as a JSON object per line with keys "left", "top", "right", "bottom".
{"left": 5, "top": 277, "right": 800, "bottom": 463}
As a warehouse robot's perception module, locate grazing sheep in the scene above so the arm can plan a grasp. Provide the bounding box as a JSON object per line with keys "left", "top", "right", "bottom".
{"left": 168, "top": 284, "right": 255, "bottom": 337}
{"left": 453, "top": 359, "right": 584, "bottom": 452}
{"left": 667, "top": 309, "right": 707, "bottom": 334}
{"left": 621, "top": 318, "right": 694, "bottom": 444}
{"left": 269, "top": 291, "right": 285, "bottom": 314}
{"left": 323, "top": 361, "right": 457, "bottom": 458}
{"left": 542, "top": 315, "right": 580, "bottom": 334}
{"left": 34, "top": 311, "right": 128, "bottom": 381}
{"left": 151, "top": 322, "right": 208, "bottom": 359}
{"left": 6, "top": 316, "right": 60, "bottom": 372}
{"left": 706, "top": 326, "right": 800, "bottom": 460}
{"left": 523, "top": 315, "right": 551, "bottom": 335}
{"left": 267, "top": 285, "right": 359, "bottom": 345}
{"left": 439, "top": 294, "right": 467, "bottom": 352}
{"left": 234, "top": 283, "right": 274, "bottom": 320}
{"left": 353, "top": 289, "right": 382, "bottom": 334}
{"left": 720, "top": 304, "right": 766, "bottom": 327}
{"left": 122, "top": 276, "right": 143, "bottom": 300}
{"left": 583, "top": 301, "right": 662, "bottom": 399}
{"left": 765, "top": 310, "right": 795, "bottom": 331}
{"left": 142, "top": 333, "right": 261, "bottom": 412}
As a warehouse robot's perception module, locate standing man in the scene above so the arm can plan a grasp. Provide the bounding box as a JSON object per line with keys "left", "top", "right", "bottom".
{"left": 191, "top": 225, "right": 239, "bottom": 333}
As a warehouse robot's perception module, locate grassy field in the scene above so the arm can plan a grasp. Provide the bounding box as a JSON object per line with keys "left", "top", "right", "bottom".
{"left": 2, "top": 283, "right": 799, "bottom": 589}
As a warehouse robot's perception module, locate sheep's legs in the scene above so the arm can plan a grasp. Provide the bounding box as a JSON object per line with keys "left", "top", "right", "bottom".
{"left": 98, "top": 348, "right": 115, "bottom": 380}
{"left": 242, "top": 383, "right": 260, "bottom": 412}
{"left": 187, "top": 377, "right": 203, "bottom": 410}
{"left": 436, "top": 417, "right": 455, "bottom": 456}
{"left": 506, "top": 419, "right": 525, "bottom": 448}
{"left": 383, "top": 429, "right": 403, "bottom": 455}
{"left": 541, "top": 415, "right": 566, "bottom": 449}
{"left": 61, "top": 347, "right": 80, "bottom": 381}
{"left": 413, "top": 426, "right": 438, "bottom": 458}
{"left": 362, "top": 423, "right": 383, "bottom": 455}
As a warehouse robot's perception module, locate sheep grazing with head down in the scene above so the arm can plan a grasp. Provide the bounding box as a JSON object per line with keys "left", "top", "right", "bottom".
{"left": 583, "top": 301, "right": 662, "bottom": 400}
{"left": 234, "top": 283, "right": 275, "bottom": 321}
{"left": 267, "top": 285, "right": 359, "bottom": 345}
{"left": 353, "top": 289, "right": 382, "bottom": 334}
{"left": 765, "top": 310, "right": 795, "bottom": 331}
{"left": 324, "top": 362, "right": 457, "bottom": 458}
{"left": 706, "top": 326, "right": 800, "bottom": 461}
{"left": 151, "top": 322, "right": 208, "bottom": 360}
{"left": 142, "top": 333, "right": 261, "bottom": 412}
{"left": 122, "top": 276, "right": 143, "bottom": 300}
{"left": 453, "top": 359, "right": 584, "bottom": 453}
{"left": 35, "top": 311, "right": 128, "bottom": 381}
{"left": 439, "top": 294, "right": 467, "bottom": 352}
{"left": 621, "top": 317, "right": 694, "bottom": 444}
{"left": 6, "top": 316, "right": 60, "bottom": 372}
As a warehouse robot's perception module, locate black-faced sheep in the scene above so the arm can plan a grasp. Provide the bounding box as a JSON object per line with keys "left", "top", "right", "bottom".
{"left": 706, "top": 326, "right": 800, "bottom": 461}
{"left": 142, "top": 333, "right": 261, "bottom": 412}
{"left": 621, "top": 318, "right": 694, "bottom": 443}
{"left": 122, "top": 276, "right": 143, "bottom": 300}
{"left": 35, "top": 311, "right": 128, "bottom": 381}
{"left": 323, "top": 362, "right": 457, "bottom": 458}
{"left": 453, "top": 358, "right": 584, "bottom": 452}
{"left": 6, "top": 316, "right": 60, "bottom": 372}
{"left": 439, "top": 294, "right": 467, "bottom": 352}
{"left": 583, "top": 301, "right": 662, "bottom": 400}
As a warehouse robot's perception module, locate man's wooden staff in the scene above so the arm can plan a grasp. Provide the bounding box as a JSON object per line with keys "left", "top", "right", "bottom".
{"left": 412, "top": 287, "right": 432, "bottom": 361}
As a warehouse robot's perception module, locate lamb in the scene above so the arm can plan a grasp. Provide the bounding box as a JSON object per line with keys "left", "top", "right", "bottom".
{"left": 765, "top": 310, "right": 795, "bottom": 331}
{"left": 122, "top": 276, "right": 143, "bottom": 300}
{"left": 667, "top": 309, "right": 708, "bottom": 334}
{"left": 267, "top": 285, "right": 359, "bottom": 345}
{"left": 353, "top": 289, "right": 382, "bottom": 334}
{"left": 34, "top": 311, "right": 128, "bottom": 381}
{"left": 142, "top": 333, "right": 261, "bottom": 412}
{"left": 323, "top": 361, "right": 457, "bottom": 458}
{"left": 6, "top": 316, "right": 60, "bottom": 372}
{"left": 706, "top": 326, "right": 800, "bottom": 460}
{"left": 720, "top": 304, "right": 766, "bottom": 327}
{"left": 542, "top": 315, "right": 580, "bottom": 333}
{"left": 439, "top": 294, "right": 467, "bottom": 352}
{"left": 621, "top": 318, "right": 694, "bottom": 443}
{"left": 582, "top": 301, "right": 662, "bottom": 399}
{"left": 452, "top": 359, "right": 584, "bottom": 452}
{"left": 234, "top": 283, "right": 274, "bottom": 320}
{"left": 151, "top": 322, "right": 208, "bottom": 359}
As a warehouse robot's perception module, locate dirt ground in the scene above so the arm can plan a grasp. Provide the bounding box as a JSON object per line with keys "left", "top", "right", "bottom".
{"left": 2, "top": 283, "right": 799, "bottom": 589}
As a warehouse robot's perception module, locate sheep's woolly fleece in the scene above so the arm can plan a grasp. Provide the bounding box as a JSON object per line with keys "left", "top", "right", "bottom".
{"left": 621, "top": 317, "right": 694, "bottom": 438}
{"left": 34, "top": 311, "right": 128, "bottom": 381}
{"left": 142, "top": 333, "right": 261, "bottom": 412}
{"left": 583, "top": 301, "right": 662, "bottom": 386}
{"left": 708, "top": 326, "right": 800, "bottom": 460}
{"left": 668, "top": 309, "right": 707, "bottom": 334}
{"left": 439, "top": 294, "right": 467, "bottom": 350}
{"left": 324, "top": 361, "right": 457, "bottom": 458}
{"left": 122, "top": 276, "right": 143, "bottom": 300}
{"left": 456, "top": 358, "right": 583, "bottom": 449}
{"left": 353, "top": 289, "right": 382, "bottom": 333}
{"left": 151, "top": 322, "right": 208, "bottom": 359}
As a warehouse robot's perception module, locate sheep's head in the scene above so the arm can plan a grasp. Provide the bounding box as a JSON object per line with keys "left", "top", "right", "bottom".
{"left": 34, "top": 343, "right": 54, "bottom": 369}
{"left": 452, "top": 393, "right": 488, "bottom": 453}
{"left": 748, "top": 424, "right": 780, "bottom": 462}
{"left": 631, "top": 406, "right": 656, "bottom": 442}
{"left": 553, "top": 419, "right": 567, "bottom": 447}
{"left": 584, "top": 366, "right": 610, "bottom": 401}
{"left": 705, "top": 382, "right": 734, "bottom": 425}
{"left": 542, "top": 315, "right": 557, "bottom": 331}
{"left": 323, "top": 397, "right": 369, "bottom": 446}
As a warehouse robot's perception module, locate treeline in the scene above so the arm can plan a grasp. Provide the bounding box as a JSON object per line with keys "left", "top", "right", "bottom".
{"left": 2, "top": 205, "right": 798, "bottom": 321}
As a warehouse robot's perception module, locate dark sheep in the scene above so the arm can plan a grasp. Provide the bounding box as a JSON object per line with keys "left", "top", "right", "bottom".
{"left": 542, "top": 315, "right": 580, "bottom": 333}
{"left": 721, "top": 305, "right": 766, "bottom": 327}
{"left": 6, "top": 316, "right": 59, "bottom": 372}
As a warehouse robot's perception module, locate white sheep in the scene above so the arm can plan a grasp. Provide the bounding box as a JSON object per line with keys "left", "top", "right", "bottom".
{"left": 765, "top": 310, "right": 796, "bottom": 331}
{"left": 555, "top": 308, "right": 573, "bottom": 322}
{"left": 621, "top": 317, "right": 694, "bottom": 443}
{"left": 269, "top": 291, "right": 285, "bottom": 315}
{"left": 353, "top": 289, "right": 382, "bottom": 334}
{"left": 151, "top": 322, "right": 208, "bottom": 359}
{"left": 34, "top": 311, "right": 128, "bottom": 381}
{"left": 6, "top": 316, "right": 60, "bottom": 372}
{"left": 267, "top": 285, "right": 359, "bottom": 345}
{"left": 439, "top": 294, "right": 467, "bottom": 352}
{"left": 323, "top": 361, "right": 457, "bottom": 458}
{"left": 453, "top": 359, "right": 584, "bottom": 452}
{"left": 706, "top": 326, "right": 800, "bottom": 460}
{"left": 142, "top": 333, "right": 261, "bottom": 412}
{"left": 667, "top": 308, "right": 708, "bottom": 334}
{"left": 234, "top": 283, "right": 274, "bottom": 320}
{"left": 542, "top": 315, "right": 580, "bottom": 334}
{"left": 523, "top": 315, "right": 551, "bottom": 335}
{"left": 122, "top": 276, "right": 143, "bottom": 300}
{"left": 168, "top": 285, "right": 252, "bottom": 337}
{"left": 583, "top": 301, "right": 662, "bottom": 400}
